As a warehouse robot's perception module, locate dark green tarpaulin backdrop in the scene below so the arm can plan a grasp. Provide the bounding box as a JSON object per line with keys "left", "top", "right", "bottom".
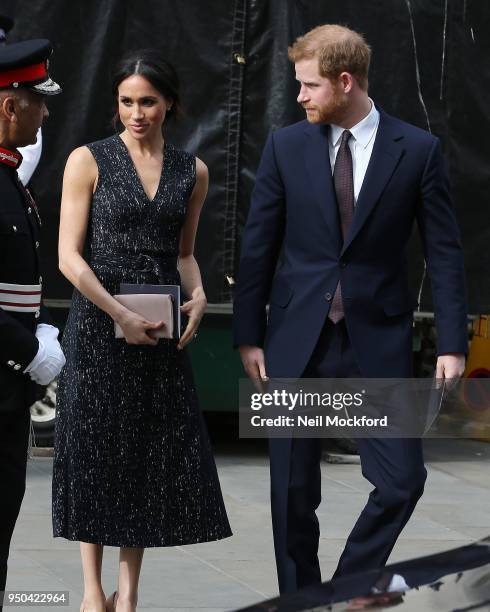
{"left": 0, "top": 0, "right": 487, "bottom": 312}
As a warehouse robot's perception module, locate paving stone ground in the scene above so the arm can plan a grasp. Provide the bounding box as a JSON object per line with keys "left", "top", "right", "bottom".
{"left": 5, "top": 437, "right": 490, "bottom": 611}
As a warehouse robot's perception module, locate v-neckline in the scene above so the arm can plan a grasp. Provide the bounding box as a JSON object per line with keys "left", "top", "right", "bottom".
{"left": 117, "top": 134, "right": 167, "bottom": 203}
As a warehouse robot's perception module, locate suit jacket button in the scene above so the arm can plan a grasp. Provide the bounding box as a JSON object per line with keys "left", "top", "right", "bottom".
{"left": 7, "top": 360, "right": 15, "bottom": 366}
{"left": 14, "top": 364, "right": 21, "bottom": 370}
{"left": 325, "top": 292, "right": 332, "bottom": 301}
{"left": 35, "top": 241, "right": 40, "bottom": 248}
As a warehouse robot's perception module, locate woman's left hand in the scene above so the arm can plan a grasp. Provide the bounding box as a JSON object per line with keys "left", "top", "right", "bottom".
{"left": 178, "top": 291, "right": 207, "bottom": 350}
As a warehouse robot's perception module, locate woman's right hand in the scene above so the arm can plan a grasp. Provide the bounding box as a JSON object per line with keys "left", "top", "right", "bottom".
{"left": 115, "top": 309, "right": 165, "bottom": 345}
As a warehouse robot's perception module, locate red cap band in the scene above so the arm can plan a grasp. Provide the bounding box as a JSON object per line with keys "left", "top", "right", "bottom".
{"left": 0, "top": 61, "right": 47, "bottom": 88}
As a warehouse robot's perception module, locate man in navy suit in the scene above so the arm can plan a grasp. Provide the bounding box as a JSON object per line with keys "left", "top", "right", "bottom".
{"left": 233, "top": 24, "right": 467, "bottom": 594}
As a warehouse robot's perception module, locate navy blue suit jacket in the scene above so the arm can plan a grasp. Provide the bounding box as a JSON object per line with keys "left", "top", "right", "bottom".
{"left": 233, "top": 110, "right": 468, "bottom": 378}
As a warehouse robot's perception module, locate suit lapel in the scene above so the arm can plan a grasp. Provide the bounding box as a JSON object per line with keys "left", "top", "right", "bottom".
{"left": 303, "top": 123, "right": 342, "bottom": 252}
{"left": 341, "top": 111, "right": 405, "bottom": 255}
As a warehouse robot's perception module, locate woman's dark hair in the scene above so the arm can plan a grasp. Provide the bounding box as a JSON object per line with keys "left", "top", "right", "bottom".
{"left": 111, "top": 49, "right": 182, "bottom": 128}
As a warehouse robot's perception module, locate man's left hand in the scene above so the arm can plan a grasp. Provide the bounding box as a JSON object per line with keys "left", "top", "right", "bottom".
{"left": 435, "top": 353, "right": 465, "bottom": 383}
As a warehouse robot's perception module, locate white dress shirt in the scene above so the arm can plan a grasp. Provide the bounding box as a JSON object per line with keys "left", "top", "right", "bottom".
{"left": 328, "top": 99, "right": 380, "bottom": 203}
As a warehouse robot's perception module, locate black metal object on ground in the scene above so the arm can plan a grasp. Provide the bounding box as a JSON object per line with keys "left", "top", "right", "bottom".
{"left": 234, "top": 536, "right": 490, "bottom": 611}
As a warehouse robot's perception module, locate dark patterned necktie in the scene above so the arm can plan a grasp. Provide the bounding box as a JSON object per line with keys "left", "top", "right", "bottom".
{"left": 328, "top": 129, "right": 354, "bottom": 323}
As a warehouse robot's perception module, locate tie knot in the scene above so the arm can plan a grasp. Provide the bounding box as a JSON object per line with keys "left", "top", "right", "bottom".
{"left": 341, "top": 130, "right": 352, "bottom": 146}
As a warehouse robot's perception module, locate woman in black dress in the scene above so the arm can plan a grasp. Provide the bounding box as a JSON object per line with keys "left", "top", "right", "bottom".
{"left": 53, "top": 51, "right": 231, "bottom": 612}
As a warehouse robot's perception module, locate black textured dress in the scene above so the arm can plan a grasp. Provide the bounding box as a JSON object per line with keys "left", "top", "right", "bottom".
{"left": 52, "top": 135, "right": 231, "bottom": 547}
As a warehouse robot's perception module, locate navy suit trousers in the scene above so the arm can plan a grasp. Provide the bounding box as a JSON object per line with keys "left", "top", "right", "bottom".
{"left": 269, "top": 320, "right": 427, "bottom": 594}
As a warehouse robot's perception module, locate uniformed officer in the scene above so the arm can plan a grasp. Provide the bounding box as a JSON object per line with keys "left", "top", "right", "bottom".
{"left": 0, "top": 39, "right": 64, "bottom": 603}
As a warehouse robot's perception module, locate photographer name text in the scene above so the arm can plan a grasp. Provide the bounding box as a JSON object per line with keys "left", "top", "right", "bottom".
{"left": 250, "top": 414, "right": 388, "bottom": 428}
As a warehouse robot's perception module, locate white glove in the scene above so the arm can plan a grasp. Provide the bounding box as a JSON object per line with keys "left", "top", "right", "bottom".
{"left": 24, "top": 324, "right": 66, "bottom": 385}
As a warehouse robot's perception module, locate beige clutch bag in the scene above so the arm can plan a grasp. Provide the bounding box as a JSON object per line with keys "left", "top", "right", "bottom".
{"left": 113, "top": 293, "right": 174, "bottom": 339}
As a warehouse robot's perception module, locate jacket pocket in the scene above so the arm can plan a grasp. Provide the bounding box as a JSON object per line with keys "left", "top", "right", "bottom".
{"left": 269, "top": 279, "right": 293, "bottom": 308}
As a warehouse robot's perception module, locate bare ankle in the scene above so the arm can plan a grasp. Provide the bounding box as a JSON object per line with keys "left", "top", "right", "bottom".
{"left": 115, "top": 592, "right": 137, "bottom": 610}
{"left": 80, "top": 590, "right": 106, "bottom": 612}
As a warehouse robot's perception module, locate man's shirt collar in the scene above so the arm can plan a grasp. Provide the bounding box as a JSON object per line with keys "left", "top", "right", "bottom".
{"left": 329, "top": 99, "right": 380, "bottom": 149}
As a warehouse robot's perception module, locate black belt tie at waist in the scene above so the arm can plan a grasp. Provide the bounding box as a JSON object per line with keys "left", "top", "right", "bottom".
{"left": 91, "top": 253, "right": 178, "bottom": 283}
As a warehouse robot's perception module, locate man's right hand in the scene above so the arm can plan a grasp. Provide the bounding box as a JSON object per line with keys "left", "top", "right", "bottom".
{"left": 239, "top": 346, "right": 268, "bottom": 387}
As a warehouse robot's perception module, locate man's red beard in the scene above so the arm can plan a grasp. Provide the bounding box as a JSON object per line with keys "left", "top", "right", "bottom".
{"left": 303, "top": 85, "right": 349, "bottom": 125}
